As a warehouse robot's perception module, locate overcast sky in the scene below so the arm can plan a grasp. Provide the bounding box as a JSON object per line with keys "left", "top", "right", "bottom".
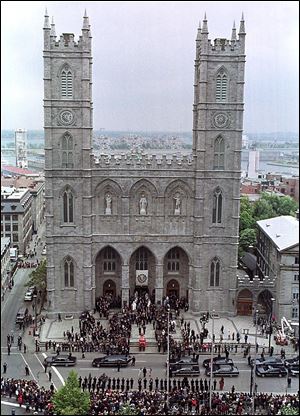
{"left": 1, "top": 1, "right": 299, "bottom": 133}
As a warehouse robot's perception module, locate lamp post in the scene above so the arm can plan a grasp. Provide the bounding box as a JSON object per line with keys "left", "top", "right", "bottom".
{"left": 251, "top": 309, "right": 259, "bottom": 415}
{"left": 209, "top": 309, "right": 215, "bottom": 411}
{"left": 33, "top": 294, "right": 37, "bottom": 336}
{"left": 268, "top": 297, "right": 275, "bottom": 353}
{"left": 166, "top": 304, "right": 170, "bottom": 412}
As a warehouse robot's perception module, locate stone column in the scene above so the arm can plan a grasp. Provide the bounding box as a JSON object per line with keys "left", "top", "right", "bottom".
{"left": 155, "top": 263, "right": 164, "bottom": 305}
{"left": 121, "top": 263, "right": 130, "bottom": 306}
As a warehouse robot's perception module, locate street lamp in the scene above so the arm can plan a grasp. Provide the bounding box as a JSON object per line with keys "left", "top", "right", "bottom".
{"left": 166, "top": 304, "right": 170, "bottom": 412}
{"left": 268, "top": 297, "right": 275, "bottom": 353}
{"left": 209, "top": 309, "right": 215, "bottom": 411}
{"left": 33, "top": 294, "right": 37, "bottom": 336}
{"left": 251, "top": 309, "right": 259, "bottom": 415}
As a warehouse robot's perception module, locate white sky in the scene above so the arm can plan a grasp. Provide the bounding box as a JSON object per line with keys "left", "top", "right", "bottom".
{"left": 1, "top": 1, "right": 299, "bottom": 133}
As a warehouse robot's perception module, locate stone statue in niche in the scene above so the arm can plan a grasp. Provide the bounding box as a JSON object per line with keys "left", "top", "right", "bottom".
{"left": 139, "top": 193, "right": 147, "bottom": 215}
{"left": 174, "top": 192, "right": 181, "bottom": 215}
{"left": 105, "top": 193, "right": 112, "bottom": 215}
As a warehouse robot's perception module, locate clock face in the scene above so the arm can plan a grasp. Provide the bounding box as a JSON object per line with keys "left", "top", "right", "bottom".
{"left": 59, "top": 110, "right": 74, "bottom": 125}
{"left": 137, "top": 274, "right": 147, "bottom": 284}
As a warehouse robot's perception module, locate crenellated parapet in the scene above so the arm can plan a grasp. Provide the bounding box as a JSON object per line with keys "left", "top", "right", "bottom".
{"left": 90, "top": 153, "right": 195, "bottom": 170}
{"left": 207, "top": 38, "right": 243, "bottom": 53}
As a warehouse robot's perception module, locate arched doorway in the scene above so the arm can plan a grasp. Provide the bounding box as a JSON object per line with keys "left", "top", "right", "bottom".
{"left": 103, "top": 279, "right": 116, "bottom": 297}
{"left": 95, "top": 246, "right": 122, "bottom": 299}
{"left": 237, "top": 289, "right": 253, "bottom": 315}
{"left": 129, "top": 246, "right": 156, "bottom": 301}
{"left": 167, "top": 279, "right": 180, "bottom": 298}
{"left": 257, "top": 289, "right": 274, "bottom": 317}
{"left": 163, "top": 247, "right": 189, "bottom": 302}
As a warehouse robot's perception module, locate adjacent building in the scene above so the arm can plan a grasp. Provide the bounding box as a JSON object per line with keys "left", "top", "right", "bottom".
{"left": 1, "top": 237, "right": 11, "bottom": 293}
{"left": 15, "top": 128, "right": 28, "bottom": 169}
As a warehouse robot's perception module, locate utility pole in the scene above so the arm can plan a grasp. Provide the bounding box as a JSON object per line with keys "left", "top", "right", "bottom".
{"left": 209, "top": 309, "right": 215, "bottom": 410}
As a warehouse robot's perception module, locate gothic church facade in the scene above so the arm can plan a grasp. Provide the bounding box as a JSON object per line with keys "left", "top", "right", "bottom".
{"left": 43, "top": 11, "right": 246, "bottom": 316}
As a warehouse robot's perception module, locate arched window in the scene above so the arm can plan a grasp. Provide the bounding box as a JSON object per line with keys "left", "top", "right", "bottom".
{"left": 210, "top": 258, "right": 220, "bottom": 287}
{"left": 61, "top": 133, "right": 73, "bottom": 168}
{"left": 167, "top": 248, "right": 180, "bottom": 272}
{"left": 212, "top": 187, "right": 222, "bottom": 224}
{"left": 214, "top": 136, "right": 225, "bottom": 169}
{"left": 64, "top": 256, "right": 74, "bottom": 287}
{"left": 63, "top": 187, "right": 74, "bottom": 223}
{"left": 216, "top": 72, "right": 228, "bottom": 102}
{"left": 103, "top": 247, "right": 116, "bottom": 273}
{"left": 61, "top": 67, "right": 73, "bottom": 98}
{"left": 135, "top": 247, "right": 148, "bottom": 270}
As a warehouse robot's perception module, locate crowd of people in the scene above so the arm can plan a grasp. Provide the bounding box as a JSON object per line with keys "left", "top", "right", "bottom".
{"left": 1, "top": 376, "right": 299, "bottom": 415}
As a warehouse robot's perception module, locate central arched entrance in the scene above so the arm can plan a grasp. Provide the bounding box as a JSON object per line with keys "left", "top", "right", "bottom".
{"left": 257, "top": 289, "right": 274, "bottom": 317}
{"left": 95, "top": 246, "right": 122, "bottom": 300}
{"left": 237, "top": 289, "right": 253, "bottom": 315}
{"left": 163, "top": 246, "right": 189, "bottom": 303}
{"left": 129, "top": 246, "right": 156, "bottom": 302}
{"left": 167, "top": 279, "right": 180, "bottom": 297}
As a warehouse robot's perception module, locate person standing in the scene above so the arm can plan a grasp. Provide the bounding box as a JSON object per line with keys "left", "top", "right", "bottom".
{"left": 143, "top": 367, "right": 147, "bottom": 378}
{"left": 219, "top": 377, "right": 224, "bottom": 391}
{"left": 48, "top": 369, "right": 52, "bottom": 382}
{"left": 3, "top": 362, "right": 7, "bottom": 374}
{"left": 213, "top": 379, "right": 217, "bottom": 390}
{"left": 25, "top": 365, "right": 30, "bottom": 376}
{"left": 7, "top": 343, "right": 11, "bottom": 356}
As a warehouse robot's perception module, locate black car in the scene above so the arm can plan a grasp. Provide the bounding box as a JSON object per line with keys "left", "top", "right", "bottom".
{"left": 168, "top": 357, "right": 198, "bottom": 367}
{"left": 284, "top": 356, "right": 299, "bottom": 368}
{"left": 202, "top": 356, "right": 234, "bottom": 368}
{"left": 205, "top": 364, "right": 239, "bottom": 377}
{"left": 43, "top": 355, "right": 77, "bottom": 367}
{"left": 170, "top": 365, "right": 200, "bottom": 377}
{"left": 92, "top": 355, "right": 132, "bottom": 368}
{"left": 289, "top": 364, "right": 299, "bottom": 376}
{"left": 251, "top": 357, "right": 284, "bottom": 367}
{"left": 256, "top": 364, "right": 287, "bottom": 377}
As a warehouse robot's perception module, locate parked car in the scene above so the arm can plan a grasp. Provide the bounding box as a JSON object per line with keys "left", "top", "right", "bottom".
{"left": 202, "top": 356, "right": 234, "bottom": 368}
{"left": 251, "top": 357, "right": 284, "bottom": 367}
{"left": 43, "top": 355, "right": 77, "bottom": 367}
{"left": 205, "top": 364, "right": 239, "bottom": 377}
{"left": 289, "top": 364, "right": 299, "bottom": 376}
{"left": 168, "top": 357, "right": 198, "bottom": 367}
{"left": 256, "top": 364, "right": 287, "bottom": 377}
{"left": 24, "top": 290, "right": 33, "bottom": 301}
{"left": 170, "top": 365, "right": 200, "bottom": 377}
{"left": 41, "top": 248, "right": 46, "bottom": 255}
{"left": 92, "top": 355, "right": 133, "bottom": 368}
{"left": 284, "top": 356, "right": 299, "bottom": 368}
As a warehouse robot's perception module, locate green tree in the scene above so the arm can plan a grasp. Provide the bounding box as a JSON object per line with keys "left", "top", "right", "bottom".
{"left": 277, "top": 404, "right": 299, "bottom": 415}
{"left": 52, "top": 371, "right": 90, "bottom": 416}
{"left": 239, "top": 228, "right": 257, "bottom": 257}
{"left": 253, "top": 197, "right": 274, "bottom": 220}
{"left": 117, "top": 404, "right": 140, "bottom": 415}
{"left": 25, "top": 259, "right": 47, "bottom": 291}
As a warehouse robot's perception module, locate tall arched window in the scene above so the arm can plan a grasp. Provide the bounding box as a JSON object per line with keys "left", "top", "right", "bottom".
{"left": 63, "top": 187, "right": 74, "bottom": 223}
{"left": 135, "top": 247, "right": 148, "bottom": 270}
{"left": 103, "top": 247, "right": 116, "bottom": 273}
{"left": 214, "top": 136, "right": 225, "bottom": 169}
{"left": 61, "top": 67, "right": 73, "bottom": 98}
{"left": 64, "top": 256, "right": 74, "bottom": 287}
{"left": 216, "top": 72, "right": 228, "bottom": 102}
{"left": 61, "top": 133, "right": 73, "bottom": 168}
{"left": 210, "top": 258, "right": 220, "bottom": 287}
{"left": 212, "top": 187, "right": 223, "bottom": 224}
{"left": 167, "top": 248, "right": 180, "bottom": 272}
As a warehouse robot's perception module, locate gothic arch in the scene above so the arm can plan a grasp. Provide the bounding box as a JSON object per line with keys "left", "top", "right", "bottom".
{"left": 95, "top": 246, "right": 122, "bottom": 298}
{"left": 213, "top": 135, "right": 225, "bottom": 170}
{"left": 129, "top": 245, "right": 157, "bottom": 300}
{"left": 237, "top": 288, "right": 253, "bottom": 316}
{"left": 59, "top": 184, "right": 77, "bottom": 198}
{"left": 93, "top": 245, "right": 124, "bottom": 265}
{"left": 129, "top": 179, "right": 158, "bottom": 197}
{"left": 164, "top": 180, "right": 192, "bottom": 216}
{"left": 208, "top": 256, "right": 222, "bottom": 287}
{"left": 163, "top": 246, "right": 190, "bottom": 301}
{"left": 61, "top": 255, "right": 76, "bottom": 288}
{"left": 129, "top": 179, "right": 158, "bottom": 216}
{"left": 212, "top": 186, "right": 224, "bottom": 224}
{"left": 94, "top": 179, "right": 123, "bottom": 215}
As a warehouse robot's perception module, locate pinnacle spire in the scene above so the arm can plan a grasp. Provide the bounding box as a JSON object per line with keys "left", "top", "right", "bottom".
{"left": 196, "top": 20, "right": 202, "bottom": 40}
{"left": 50, "top": 16, "right": 56, "bottom": 37}
{"left": 44, "top": 7, "right": 50, "bottom": 29}
{"left": 239, "top": 12, "right": 245, "bottom": 34}
{"left": 82, "top": 9, "right": 90, "bottom": 30}
{"left": 201, "top": 12, "right": 208, "bottom": 34}
{"left": 231, "top": 20, "right": 237, "bottom": 40}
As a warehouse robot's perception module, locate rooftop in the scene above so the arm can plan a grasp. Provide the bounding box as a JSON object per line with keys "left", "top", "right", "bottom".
{"left": 257, "top": 215, "right": 299, "bottom": 252}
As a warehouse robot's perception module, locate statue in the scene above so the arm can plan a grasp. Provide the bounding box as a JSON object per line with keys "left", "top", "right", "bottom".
{"left": 139, "top": 193, "right": 147, "bottom": 215}
{"left": 174, "top": 192, "right": 181, "bottom": 215}
{"left": 105, "top": 193, "right": 112, "bottom": 215}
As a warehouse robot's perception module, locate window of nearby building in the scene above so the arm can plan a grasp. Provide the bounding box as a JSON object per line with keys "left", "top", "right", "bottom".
{"left": 5, "top": 215, "right": 10, "bottom": 221}
{"left": 13, "top": 224, "right": 18, "bottom": 232}
{"left": 64, "top": 256, "right": 74, "bottom": 287}
{"left": 295, "top": 257, "right": 299, "bottom": 265}
{"left": 167, "top": 248, "right": 180, "bottom": 272}
{"left": 103, "top": 247, "right": 116, "bottom": 272}
{"left": 136, "top": 247, "right": 148, "bottom": 270}
{"left": 63, "top": 188, "right": 74, "bottom": 223}
{"left": 292, "top": 287, "right": 299, "bottom": 301}
{"left": 13, "top": 234, "right": 18, "bottom": 242}
{"left": 294, "top": 274, "right": 299, "bottom": 282}
{"left": 210, "top": 258, "right": 220, "bottom": 287}
{"left": 61, "top": 133, "right": 74, "bottom": 168}
{"left": 292, "top": 306, "right": 298, "bottom": 319}
{"left": 214, "top": 136, "right": 225, "bottom": 170}
{"left": 61, "top": 66, "right": 73, "bottom": 98}
{"left": 12, "top": 215, "right": 18, "bottom": 221}
{"left": 212, "top": 187, "right": 223, "bottom": 223}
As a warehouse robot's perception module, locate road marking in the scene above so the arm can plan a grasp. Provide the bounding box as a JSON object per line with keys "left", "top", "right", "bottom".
{"left": 1, "top": 400, "right": 28, "bottom": 409}
{"left": 42, "top": 352, "right": 65, "bottom": 386}
{"left": 34, "top": 353, "right": 58, "bottom": 390}
{"left": 20, "top": 353, "right": 39, "bottom": 384}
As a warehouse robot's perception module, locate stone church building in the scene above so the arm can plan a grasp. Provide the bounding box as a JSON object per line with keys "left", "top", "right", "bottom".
{"left": 43, "top": 11, "right": 246, "bottom": 317}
